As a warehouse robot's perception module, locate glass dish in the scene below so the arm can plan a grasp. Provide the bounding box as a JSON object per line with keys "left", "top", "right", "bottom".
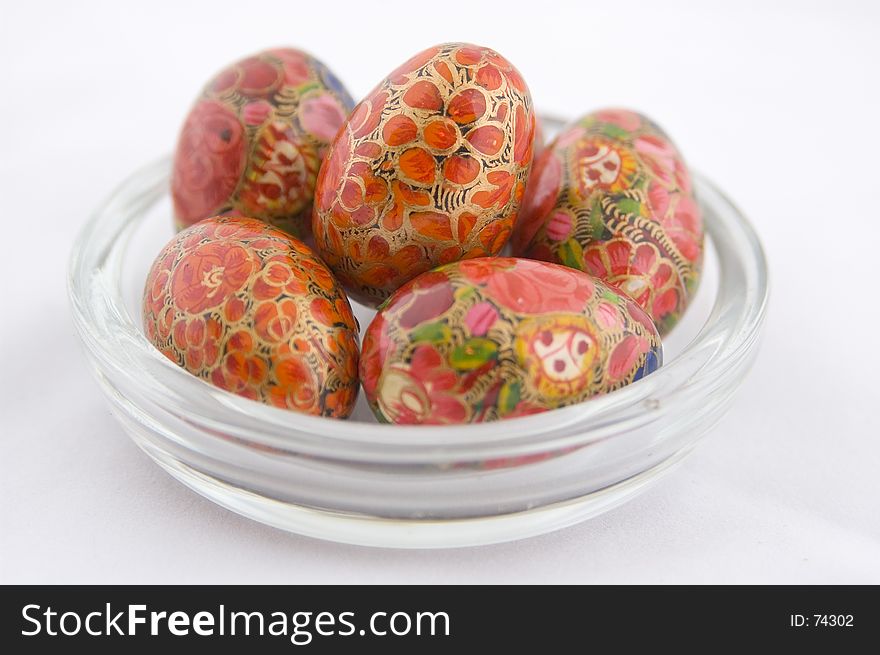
{"left": 68, "top": 119, "right": 768, "bottom": 548}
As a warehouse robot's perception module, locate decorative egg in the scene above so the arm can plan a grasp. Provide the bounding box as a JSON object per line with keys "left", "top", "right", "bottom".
{"left": 172, "top": 49, "right": 355, "bottom": 237}
{"left": 511, "top": 108, "right": 703, "bottom": 334}
{"left": 360, "top": 257, "right": 661, "bottom": 425}
{"left": 312, "top": 43, "right": 536, "bottom": 307}
{"left": 143, "top": 216, "right": 360, "bottom": 418}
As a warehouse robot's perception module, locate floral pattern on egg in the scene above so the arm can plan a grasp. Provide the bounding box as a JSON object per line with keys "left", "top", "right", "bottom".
{"left": 360, "top": 257, "right": 662, "bottom": 425}
{"left": 172, "top": 49, "right": 355, "bottom": 237}
{"left": 511, "top": 108, "right": 703, "bottom": 334}
{"left": 143, "top": 216, "right": 360, "bottom": 418}
{"left": 312, "top": 43, "right": 536, "bottom": 306}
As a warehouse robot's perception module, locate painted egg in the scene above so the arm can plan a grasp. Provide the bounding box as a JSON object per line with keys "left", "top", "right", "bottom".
{"left": 172, "top": 49, "right": 355, "bottom": 237}
{"left": 142, "top": 216, "right": 360, "bottom": 418}
{"left": 312, "top": 43, "right": 536, "bottom": 307}
{"left": 360, "top": 257, "right": 662, "bottom": 425}
{"left": 511, "top": 108, "right": 703, "bottom": 334}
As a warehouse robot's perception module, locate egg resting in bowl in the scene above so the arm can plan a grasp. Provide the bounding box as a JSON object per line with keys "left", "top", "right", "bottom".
{"left": 511, "top": 108, "right": 703, "bottom": 334}
{"left": 172, "top": 48, "right": 355, "bottom": 237}
{"left": 361, "top": 257, "right": 662, "bottom": 424}
{"left": 142, "top": 216, "right": 360, "bottom": 418}
{"left": 312, "top": 42, "right": 536, "bottom": 306}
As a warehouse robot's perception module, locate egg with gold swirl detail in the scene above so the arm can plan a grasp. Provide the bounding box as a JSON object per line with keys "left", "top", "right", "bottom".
{"left": 360, "top": 257, "right": 662, "bottom": 425}
{"left": 143, "top": 216, "right": 360, "bottom": 418}
{"left": 312, "top": 43, "right": 536, "bottom": 307}
{"left": 172, "top": 49, "right": 354, "bottom": 237}
{"left": 511, "top": 109, "right": 703, "bottom": 334}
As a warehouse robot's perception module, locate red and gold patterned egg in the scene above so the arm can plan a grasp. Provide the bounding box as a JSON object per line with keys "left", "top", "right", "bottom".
{"left": 511, "top": 109, "right": 703, "bottom": 334}
{"left": 143, "top": 216, "right": 360, "bottom": 418}
{"left": 312, "top": 43, "right": 536, "bottom": 307}
{"left": 360, "top": 257, "right": 662, "bottom": 425}
{"left": 172, "top": 49, "right": 354, "bottom": 237}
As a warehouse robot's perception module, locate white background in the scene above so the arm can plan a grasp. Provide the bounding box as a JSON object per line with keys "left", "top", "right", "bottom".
{"left": 2, "top": 0, "right": 878, "bottom": 583}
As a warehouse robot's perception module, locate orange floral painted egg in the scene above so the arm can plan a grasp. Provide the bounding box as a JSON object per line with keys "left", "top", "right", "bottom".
{"left": 511, "top": 109, "right": 703, "bottom": 334}
{"left": 360, "top": 257, "right": 661, "bottom": 425}
{"left": 172, "top": 49, "right": 354, "bottom": 237}
{"left": 143, "top": 216, "right": 360, "bottom": 418}
{"left": 312, "top": 43, "right": 536, "bottom": 307}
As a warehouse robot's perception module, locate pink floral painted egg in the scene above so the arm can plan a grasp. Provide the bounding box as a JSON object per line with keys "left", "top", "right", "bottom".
{"left": 172, "top": 49, "right": 354, "bottom": 238}
{"left": 143, "top": 216, "right": 360, "bottom": 418}
{"left": 511, "top": 109, "right": 703, "bottom": 334}
{"left": 312, "top": 43, "right": 536, "bottom": 307}
{"left": 360, "top": 257, "right": 662, "bottom": 425}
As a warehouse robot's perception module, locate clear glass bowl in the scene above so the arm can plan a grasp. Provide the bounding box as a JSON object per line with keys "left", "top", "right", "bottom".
{"left": 68, "top": 121, "right": 768, "bottom": 548}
